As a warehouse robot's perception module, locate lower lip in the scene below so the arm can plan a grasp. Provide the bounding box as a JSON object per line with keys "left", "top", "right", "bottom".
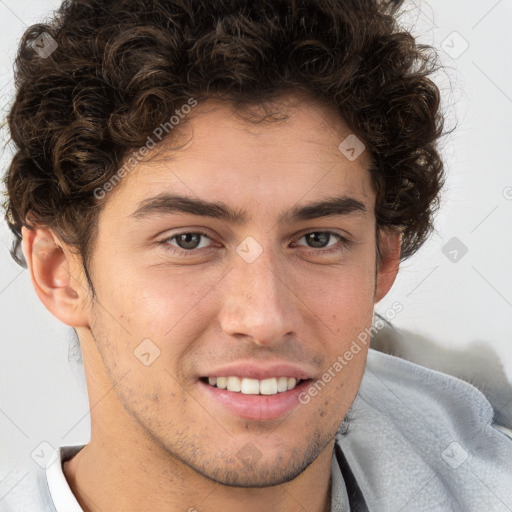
{"left": 198, "top": 379, "right": 311, "bottom": 421}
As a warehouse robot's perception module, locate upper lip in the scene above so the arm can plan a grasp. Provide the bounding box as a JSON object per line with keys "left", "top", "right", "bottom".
{"left": 201, "top": 362, "right": 314, "bottom": 381}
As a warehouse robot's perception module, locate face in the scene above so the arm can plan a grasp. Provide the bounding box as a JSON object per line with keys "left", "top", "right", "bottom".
{"left": 50, "top": 97, "right": 399, "bottom": 487}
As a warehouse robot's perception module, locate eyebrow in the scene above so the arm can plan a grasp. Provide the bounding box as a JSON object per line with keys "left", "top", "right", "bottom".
{"left": 130, "top": 192, "right": 368, "bottom": 224}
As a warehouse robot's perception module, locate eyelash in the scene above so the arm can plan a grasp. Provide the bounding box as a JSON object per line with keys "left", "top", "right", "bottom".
{"left": 159, "top": 230, "right": 351, "bottom": 257}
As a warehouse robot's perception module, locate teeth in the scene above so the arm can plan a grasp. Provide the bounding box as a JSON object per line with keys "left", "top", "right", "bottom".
{"left": 205, "top": 376, "right": 302, "bottom": 395}
{"left": 227, "top": 376, "right": 241, "bottom": 392}
{"left": 260, "top": 378, "right": 277, "bottom": 395}
{"left": 241, "top": 378, "right": 260, "bottom": 395}
{"left": 277, "top": 377, "right": 288, "bottom": 392}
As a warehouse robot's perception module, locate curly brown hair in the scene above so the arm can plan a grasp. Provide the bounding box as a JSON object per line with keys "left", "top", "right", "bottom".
{"left": 2, "top": 0, "right": 448, "bottom": 296}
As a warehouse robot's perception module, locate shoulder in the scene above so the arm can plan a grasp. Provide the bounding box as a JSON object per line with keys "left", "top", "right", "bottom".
{"left": 0, "top": 453, "right": 55, "bottom": 512}
{"left": 370, "top": 320, "right": 512, "bottom": 434}
{"left": 0, "top": 443, "right": 85, "bottom": 512}
{"left": 336, "top": 347, "right": 512, "bottom": 511}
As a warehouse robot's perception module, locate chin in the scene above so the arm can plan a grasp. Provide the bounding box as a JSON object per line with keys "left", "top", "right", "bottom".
{"left": 197, "top": 462, "right": 309, "bottom": 488}
{"left": 182, "top": 437, "right": 327, "bottom": 488}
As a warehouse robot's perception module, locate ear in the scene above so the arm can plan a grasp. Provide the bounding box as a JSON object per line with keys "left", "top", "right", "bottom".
{"left": 21, "top": 225, "right": 90, "bottom": 327}
{"left": 374, "top": 228, "right": 401, "bottom": 304}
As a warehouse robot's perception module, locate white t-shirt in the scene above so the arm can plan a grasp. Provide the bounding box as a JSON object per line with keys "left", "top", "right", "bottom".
{"left": 1, "top": 348, "right": 511, "bottom": 511}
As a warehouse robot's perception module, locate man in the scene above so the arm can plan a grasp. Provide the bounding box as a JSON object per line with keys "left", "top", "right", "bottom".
{"left": 1, "top": 0, "right": 511, "bottom": 511}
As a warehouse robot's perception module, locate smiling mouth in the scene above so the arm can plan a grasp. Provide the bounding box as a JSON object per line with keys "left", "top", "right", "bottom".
{"left": 200, "top": 376, "right": 309, "bottom": 395}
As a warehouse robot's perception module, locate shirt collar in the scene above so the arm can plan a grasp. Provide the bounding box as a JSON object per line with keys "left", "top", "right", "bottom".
{"left": 46, "top": 444, "right": 85, "bottom": 512}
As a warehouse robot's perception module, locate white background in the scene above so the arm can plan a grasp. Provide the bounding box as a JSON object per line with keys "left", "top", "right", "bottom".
{"left": 0, "top": 0, "right": 511, "bottom": 472}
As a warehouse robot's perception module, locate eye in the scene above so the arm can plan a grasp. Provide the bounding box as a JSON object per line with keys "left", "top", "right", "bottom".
{"left": 159, "top": 229, "right": 351, "bottom": 257}
{"left": 293, "top": 231, "right": 350, "bottom": 254}
{"left": 161, "top": 230, "right": 214, "bottom": 254}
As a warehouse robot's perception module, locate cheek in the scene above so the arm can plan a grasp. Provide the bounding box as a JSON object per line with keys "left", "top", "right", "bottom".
{"left": 95, "top": 264, "right": 221, "bottom": 359}
{"left": 298, "top": 259, "right": 376, "bottom": 333}
{"left": 300, "top": 259, "right": 375, "bottom": 390}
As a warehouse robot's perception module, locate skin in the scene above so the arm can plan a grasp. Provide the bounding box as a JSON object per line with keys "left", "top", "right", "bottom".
{"left": 22, "top": 95, "right": 400, "bottom": 512}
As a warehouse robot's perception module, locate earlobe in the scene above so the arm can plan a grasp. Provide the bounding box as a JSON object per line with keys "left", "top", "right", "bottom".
{"left": 374, "top": 228, "right": 401, "bottom": 304}
{"left": 21, "top": 226, "right": 90, "bottom": 327}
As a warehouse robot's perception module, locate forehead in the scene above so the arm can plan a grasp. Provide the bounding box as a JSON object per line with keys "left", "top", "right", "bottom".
{"left": 101, "top": 97, "right": 375, "bottom": 220}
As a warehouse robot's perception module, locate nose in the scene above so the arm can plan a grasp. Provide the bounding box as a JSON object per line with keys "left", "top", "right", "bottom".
{"left": 218, "top": 244, "right": 302, "bottom": 347}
